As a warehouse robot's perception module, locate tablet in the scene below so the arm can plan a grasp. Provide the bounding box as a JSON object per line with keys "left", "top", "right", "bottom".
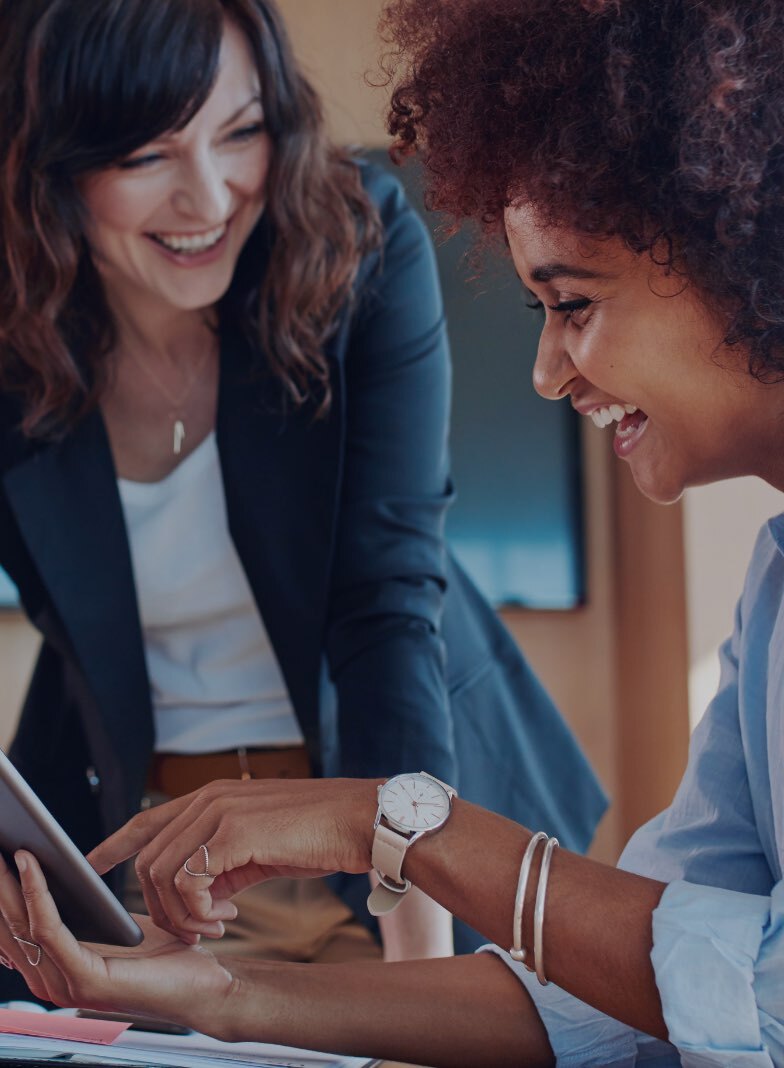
{"left": 0, "top": 749, "right": 143, "bottom": 946}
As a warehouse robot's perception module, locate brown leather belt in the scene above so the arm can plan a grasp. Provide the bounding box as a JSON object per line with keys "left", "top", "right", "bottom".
{"left": 148, "top": 746, "right": 312, "bottom": 800}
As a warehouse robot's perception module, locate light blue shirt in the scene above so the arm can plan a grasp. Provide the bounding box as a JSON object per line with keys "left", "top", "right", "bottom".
{"left": 485, "top": 515, "right": 784, "bottom": 1066}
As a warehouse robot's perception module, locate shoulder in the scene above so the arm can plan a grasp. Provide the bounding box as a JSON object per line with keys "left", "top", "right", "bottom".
{"left": 756, "top": 512, "right": 784, "bottom": 567}
{"left": 355, "top": 157, "right": 413, "bottom": 223}
{"left": 352, "top": 158, "right": 438, "bottom": 296}
{"left": 355, "top": 158, "right": 432, "bottom": 255}
{"left": 737, "top": 515, "right": 784, "bottom": 623}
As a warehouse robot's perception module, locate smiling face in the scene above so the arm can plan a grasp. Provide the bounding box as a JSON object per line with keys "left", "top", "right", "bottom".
{"left": 79, "top": 17, "right": 271, "bottom": 324}
{"left": 506, "top": 203, "right": 784, "bottom": 503}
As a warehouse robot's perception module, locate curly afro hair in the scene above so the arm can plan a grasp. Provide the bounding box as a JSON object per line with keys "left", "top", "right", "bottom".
{"left": 381, "top": 0, "right": 784, "bottom": 381}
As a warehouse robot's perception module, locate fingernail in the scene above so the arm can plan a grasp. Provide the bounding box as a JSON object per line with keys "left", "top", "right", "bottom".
{"left": 15, "top": 853, "right": 27, "bottom": 875}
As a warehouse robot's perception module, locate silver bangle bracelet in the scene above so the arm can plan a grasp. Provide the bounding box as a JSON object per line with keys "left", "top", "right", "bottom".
{"left": 509, "top": 831, "right": 547, "bottom": 964}
{"left": 534, "top": 836, "right": 559, "bottom": 986}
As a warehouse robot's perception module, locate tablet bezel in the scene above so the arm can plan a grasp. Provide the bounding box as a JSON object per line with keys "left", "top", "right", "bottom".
{"left": 0, "top": 748, "right": 143, "bottom": 947}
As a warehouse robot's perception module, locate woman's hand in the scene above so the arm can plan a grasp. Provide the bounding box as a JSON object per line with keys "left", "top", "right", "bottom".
{"left": 87, "top": 777, "right": 380, "bottom": 942}
{"left": 0, "top": 851, "right": 234, "bottom": 1032}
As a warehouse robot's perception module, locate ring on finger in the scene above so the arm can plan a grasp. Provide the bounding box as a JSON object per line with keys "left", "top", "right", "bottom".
{"left": 13, "top": 936, "right": 42, "bottom": 967}
{"left": 183, "top": 844, "right": 212, "bottom": 878}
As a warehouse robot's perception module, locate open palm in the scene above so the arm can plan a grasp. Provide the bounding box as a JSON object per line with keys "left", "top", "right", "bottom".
{"left": 85, "top": 916, "right": 234, "bottom": 1018}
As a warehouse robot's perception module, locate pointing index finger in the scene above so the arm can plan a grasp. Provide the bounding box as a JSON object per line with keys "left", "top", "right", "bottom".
{"left": 87, "top": 795, "right": 193, "bottom": 874}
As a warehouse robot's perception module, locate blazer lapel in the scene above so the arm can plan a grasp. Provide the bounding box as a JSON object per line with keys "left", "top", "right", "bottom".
{"left": 3, "top": 409, "right": 153, "bottom": 800}
{"left": 216, "top": 326, "right": 344, "bottom": 757}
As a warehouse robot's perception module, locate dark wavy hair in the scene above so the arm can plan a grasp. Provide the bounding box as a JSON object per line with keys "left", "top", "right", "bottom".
{"left": 381, "top": 0, "right": 784, "bottom": 382}
{"left": 0, "top": 0, "right": 380, "bottom": 437}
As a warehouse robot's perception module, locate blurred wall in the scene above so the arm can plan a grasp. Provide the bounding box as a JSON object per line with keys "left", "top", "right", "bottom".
{"left": 683, "top": 478, "right": 783, "bottom": 730}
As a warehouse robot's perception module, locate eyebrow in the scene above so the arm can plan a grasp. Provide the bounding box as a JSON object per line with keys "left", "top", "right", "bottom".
{"left": 529, "top": 262, "right": 614, "bottom": 283}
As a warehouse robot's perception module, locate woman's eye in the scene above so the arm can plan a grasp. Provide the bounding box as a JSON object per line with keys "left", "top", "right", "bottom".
{"left": 548, "top": 297, "right": 593, "bottom": 326}
{"left": 117, "top": 152, "right": 164, "bottom": 171}
{"left": 526, "top": 299, "right": 544, "bottom": 312}
{"left": 228, "top": 122, "right": 266, "bottom": 143}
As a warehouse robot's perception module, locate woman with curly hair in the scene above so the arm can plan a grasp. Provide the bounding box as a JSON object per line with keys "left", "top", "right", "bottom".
{"left": 0, "top": 0, "right": 606, "bottom": 998}
{"left": 0, "top": 0, "right": 777, "bottom": 1064}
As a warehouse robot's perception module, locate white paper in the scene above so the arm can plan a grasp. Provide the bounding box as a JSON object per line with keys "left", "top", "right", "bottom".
{"left": 0, "top": 1006, "right": 379, "bottom": 1068}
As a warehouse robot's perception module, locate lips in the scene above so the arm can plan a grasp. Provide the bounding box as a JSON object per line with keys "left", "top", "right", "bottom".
{"left": 578, "top": 399, "right": 650, "bottom": 458}
{"left": 612, "top": 408, "right": 649, "bottom": 458}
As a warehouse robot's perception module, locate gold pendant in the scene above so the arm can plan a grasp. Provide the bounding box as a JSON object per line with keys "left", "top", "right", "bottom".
{"left": 173, "top": 420, "right": 185, "bottom": 455}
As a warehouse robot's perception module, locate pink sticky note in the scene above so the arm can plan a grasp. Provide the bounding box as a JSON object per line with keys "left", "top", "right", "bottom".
{"left": 0, "top": 1008, "right": 130, "bottom": 1045}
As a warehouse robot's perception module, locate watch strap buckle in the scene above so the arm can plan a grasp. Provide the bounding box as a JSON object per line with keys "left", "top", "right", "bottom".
{"left": 367, "top": 873, "right": 412, "bottom": 917}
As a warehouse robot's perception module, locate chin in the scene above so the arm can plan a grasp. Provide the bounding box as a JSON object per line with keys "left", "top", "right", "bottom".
{"left": 167, "top": 281, "right": 233, "bottom": 311}
{"left": 629, "top": 467, "right": 685, "bottom": 506}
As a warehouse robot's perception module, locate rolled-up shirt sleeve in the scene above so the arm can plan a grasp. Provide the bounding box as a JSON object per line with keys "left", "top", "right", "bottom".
{"left": 651, "top": 879, "right": 784, "bottom": 1066}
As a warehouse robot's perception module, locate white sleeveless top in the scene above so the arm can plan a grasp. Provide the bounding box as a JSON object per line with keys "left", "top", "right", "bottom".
{"left": 117, "top": 432, "right": 304, "bottom": 754}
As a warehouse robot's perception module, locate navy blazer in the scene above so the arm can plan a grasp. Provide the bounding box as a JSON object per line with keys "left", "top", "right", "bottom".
{"left": 0, "top": 165, "right": 606, "bottom": 960}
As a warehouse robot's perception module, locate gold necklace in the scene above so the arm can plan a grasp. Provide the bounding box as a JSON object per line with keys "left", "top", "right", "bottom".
{"left": 126, "top": 344, "right": 213, "bottom": 455}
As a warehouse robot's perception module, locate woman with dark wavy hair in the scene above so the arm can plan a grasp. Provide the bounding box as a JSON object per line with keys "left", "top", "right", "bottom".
{"left": 0, "top": 0, "right": 607, "bottom": 997}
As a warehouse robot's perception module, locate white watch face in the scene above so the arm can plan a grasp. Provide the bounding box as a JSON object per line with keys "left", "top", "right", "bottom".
{"left": 379, "top": 774, "right": 451, "bottom": 833}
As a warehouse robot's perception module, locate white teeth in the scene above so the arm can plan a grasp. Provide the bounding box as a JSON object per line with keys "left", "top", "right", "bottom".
{"left": 589, "top": 403, "right": 637, "bottom": 430}
{"left": 153, "top": 223, "right": 226, "bottom": 253}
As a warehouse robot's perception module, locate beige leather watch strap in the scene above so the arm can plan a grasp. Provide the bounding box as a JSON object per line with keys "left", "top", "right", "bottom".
{"left": 371, "top": 822, "right": 409, "bottom": 885}
{"left": 367, "top": 823, "right": 411, "bottom": 916}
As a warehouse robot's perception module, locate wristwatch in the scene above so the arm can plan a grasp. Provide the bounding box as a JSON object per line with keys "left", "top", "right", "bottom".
{"left": 366, "top": 771, "right": 457, "bottom": 917}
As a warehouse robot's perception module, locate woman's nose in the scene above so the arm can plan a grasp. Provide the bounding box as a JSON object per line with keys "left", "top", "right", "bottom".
{"left": 532, "top": 329, "right": 577, "bottom": 401}
{"left": 172, "top": 153, "right": 232, "bottom": 224}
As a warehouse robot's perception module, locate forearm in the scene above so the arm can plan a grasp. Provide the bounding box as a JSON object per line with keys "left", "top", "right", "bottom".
{"left": 219, "top": 953, "right": 552, "bottom": 1067}
{"left": 92, "top": 778, "right": 667, "bottom": 1040}
{"left": 404, "top": 799, "right": 668, "bottom": 1040}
